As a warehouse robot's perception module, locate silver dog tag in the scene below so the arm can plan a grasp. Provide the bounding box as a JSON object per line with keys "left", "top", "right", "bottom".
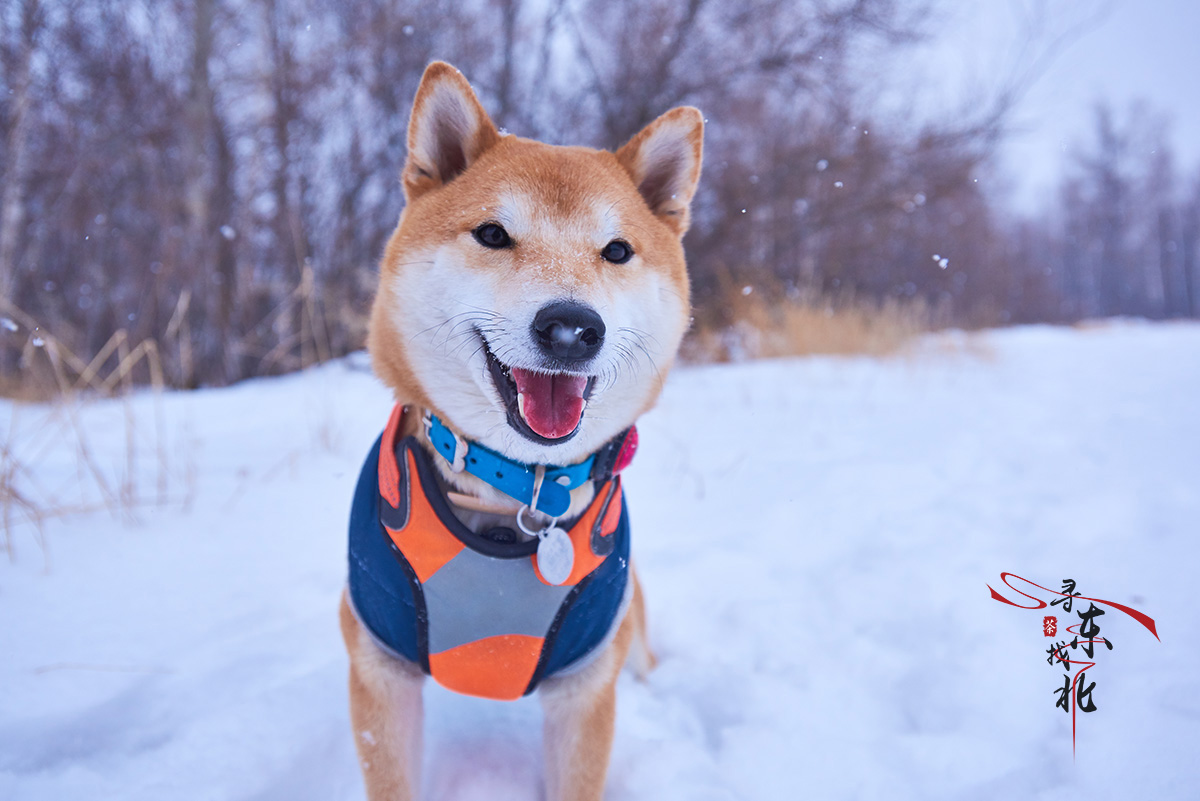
{"left": 537, "top": 526, "right": 574, "bottom": 585}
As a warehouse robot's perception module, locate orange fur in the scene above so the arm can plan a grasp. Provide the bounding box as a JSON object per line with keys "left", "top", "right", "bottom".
{"left": 344, "top": 60, "right": 700, "bottom": 800}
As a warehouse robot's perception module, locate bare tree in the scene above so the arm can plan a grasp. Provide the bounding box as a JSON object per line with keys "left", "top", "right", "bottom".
{"left": 0, "top": 0, "right": 43, "bottom": 299}
{"left": 2, "top": 0, "right": 1193, "bottom": 392}
{"left": 1176, "top": 172, "right": 1200, "bottom": 317}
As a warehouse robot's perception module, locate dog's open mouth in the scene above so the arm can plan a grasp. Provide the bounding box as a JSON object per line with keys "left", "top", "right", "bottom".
{"left": 483, "top": 338, "right": 596, "bottom": 444}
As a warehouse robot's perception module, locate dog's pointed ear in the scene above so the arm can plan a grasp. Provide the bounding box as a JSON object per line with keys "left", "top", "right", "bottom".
{"left": 403, "top": 62, "right": 501, "bottom": 201}
{"left": 616, "top": 107, "right": 704, "bottom": 236}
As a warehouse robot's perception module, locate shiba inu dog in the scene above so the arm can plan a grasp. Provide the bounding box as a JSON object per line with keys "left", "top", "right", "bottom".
{"left": 340, "top": 61, "right": 702, "bottom": 800}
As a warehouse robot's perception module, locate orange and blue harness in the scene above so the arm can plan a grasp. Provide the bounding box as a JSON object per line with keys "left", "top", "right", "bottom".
{"left": 347, "top": 406, "right": 632, "bottom": 700}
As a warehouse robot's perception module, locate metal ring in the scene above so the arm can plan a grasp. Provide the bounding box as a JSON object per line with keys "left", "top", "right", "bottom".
{"left": 515, "top": 504, "right": 556, "bottom": 538}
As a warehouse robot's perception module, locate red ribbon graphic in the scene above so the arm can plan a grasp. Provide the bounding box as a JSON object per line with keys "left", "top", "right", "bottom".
{"left": 987, "top": 572, "right": 1158, "bottom": 640}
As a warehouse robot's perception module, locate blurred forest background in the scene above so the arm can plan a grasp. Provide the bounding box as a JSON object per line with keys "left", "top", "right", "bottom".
{"left": 1, "top": 0, "right": 1198, "bottom": 390}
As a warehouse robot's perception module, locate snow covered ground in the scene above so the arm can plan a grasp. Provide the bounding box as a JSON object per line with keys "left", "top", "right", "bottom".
{"left": 2, "top": 322, "right": 1198, "bottom": 800}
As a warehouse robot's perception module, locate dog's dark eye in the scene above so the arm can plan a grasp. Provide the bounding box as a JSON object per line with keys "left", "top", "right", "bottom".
{"left": 600, "top": 239, "right": 633, "bottom": 264}
{"left": 473, "top": 223, "right": 512, "bottom": 249}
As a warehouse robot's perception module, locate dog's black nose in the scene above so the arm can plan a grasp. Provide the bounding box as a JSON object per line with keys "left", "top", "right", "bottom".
{"left": 532, "top": 301, "right": 605, "bottom": 363}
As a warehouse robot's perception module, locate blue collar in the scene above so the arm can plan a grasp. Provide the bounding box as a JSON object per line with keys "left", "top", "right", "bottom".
{"left": 425, "top": 414, "right": 595, "bottom": 517}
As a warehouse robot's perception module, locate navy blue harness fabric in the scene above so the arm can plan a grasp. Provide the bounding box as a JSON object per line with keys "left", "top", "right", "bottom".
{"left": 534, "top": 500, "right": 630, "bottom": 683}
{"left": 347, "top": 433, "right": 631, "bottom": 694}
{"left": 347, "top": 436, "right": 424, "bottom": 666}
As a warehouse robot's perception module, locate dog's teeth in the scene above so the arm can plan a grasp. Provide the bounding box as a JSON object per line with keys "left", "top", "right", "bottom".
{"left": 517, "top": 392, "right": 526, "bottom": 419}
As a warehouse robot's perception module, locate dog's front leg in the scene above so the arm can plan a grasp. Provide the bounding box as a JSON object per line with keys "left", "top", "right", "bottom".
{"left": 340, "top": 592, "right": 425, "bottom": 801}
{"left": 539, "top": 609, "right": 635, "bottom": 801}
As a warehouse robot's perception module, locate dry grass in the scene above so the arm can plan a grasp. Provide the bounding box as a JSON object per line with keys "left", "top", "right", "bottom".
{"left": 239, "top": 264, "right": 337, "bottom": 378}
{"left": 1, "top": 299, "right": 187, "bottom": 562}
{"left": 683, "top": 281, "right": 941, "bottom": 362}
{"left": 0, "top": 263, "right": 342, "bottom": 559}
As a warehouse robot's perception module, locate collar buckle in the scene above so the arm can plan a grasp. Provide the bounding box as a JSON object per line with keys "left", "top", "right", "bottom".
{"left": 448, "top": 430, "right": 468, "bottom": 473}
{"left": 424, "top": 412, "right": 469, "bottom": 473}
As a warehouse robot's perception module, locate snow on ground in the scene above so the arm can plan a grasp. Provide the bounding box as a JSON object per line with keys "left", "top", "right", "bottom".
{"left": 2, "top": 322, "right": 1199, "bottom": 800}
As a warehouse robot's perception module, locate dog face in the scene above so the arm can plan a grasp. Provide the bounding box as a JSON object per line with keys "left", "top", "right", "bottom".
{"left": 368, "top": 62, "right": 703, "bottom": 465}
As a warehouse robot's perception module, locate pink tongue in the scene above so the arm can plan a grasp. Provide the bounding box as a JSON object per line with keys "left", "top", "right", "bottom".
{"left": 511, "top": 368, "right": 588, "bottom": 439}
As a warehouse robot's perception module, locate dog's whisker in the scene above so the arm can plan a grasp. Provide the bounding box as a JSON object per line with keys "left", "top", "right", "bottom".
{"left": 618, "top": 326, "right": 662, "bottom": 350}
{"left": 631, "top": 340, "right": 663, "bottom": 384}
{"left": 657, "top": 285, "right": 687, "bottom": 303}
{"left": 411, "top": 312, "right": 463, "bottom": 344}
{"left": 443, "top": 321, "right": 486, "bottom": 345}
{"left": 441, "top": 316, "right": 477, "bottom": 345}
{"left": 416, "top": 310, "right": 488, "bottom": 348}
{"left": 454, "top": 302, "right": 506, "bottom": 318}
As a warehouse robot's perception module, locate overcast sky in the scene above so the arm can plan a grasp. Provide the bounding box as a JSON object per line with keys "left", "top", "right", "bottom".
{"left": 915, "top": 0, "right": 1199, "bottom": 212}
